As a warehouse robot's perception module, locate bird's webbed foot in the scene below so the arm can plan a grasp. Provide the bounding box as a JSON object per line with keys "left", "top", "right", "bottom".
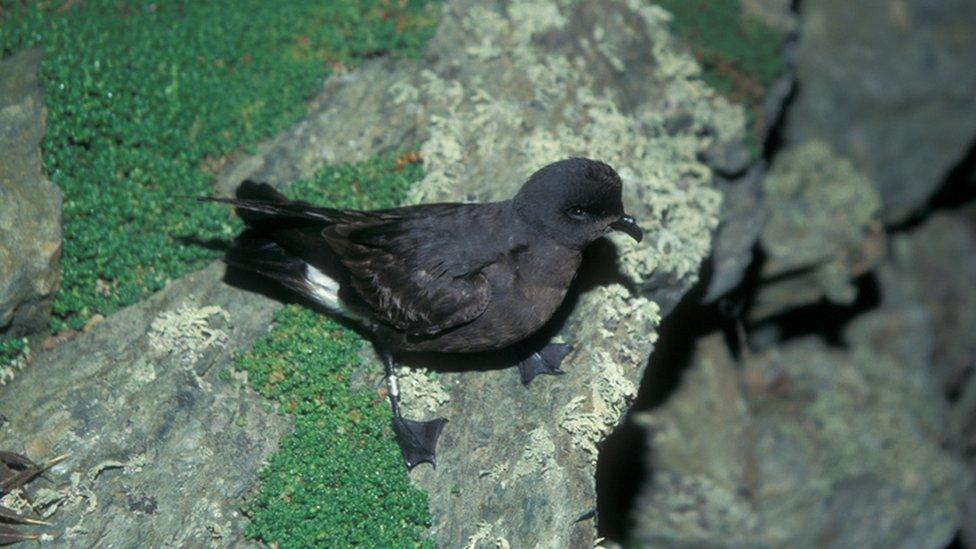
{"left": 518, "top": 342, "right": 572, "bottom": 386}
{"left": 381, "top": 349, "right": 447, "bottom": 469}
{"left": 392, "top": 415, "right": 448, "bottom": 469}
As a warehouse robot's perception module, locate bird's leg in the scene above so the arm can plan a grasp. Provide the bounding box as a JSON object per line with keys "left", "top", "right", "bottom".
{"left": 518, "top": 342, "right": 573, "bottom": 386}
{"left": 381, "top": 350, "right": 447, "bottom": 469}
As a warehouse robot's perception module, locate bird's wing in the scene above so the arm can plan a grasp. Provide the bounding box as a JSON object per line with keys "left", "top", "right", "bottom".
{"left": 324, "top": 204, "right": 497, "bottom": 337}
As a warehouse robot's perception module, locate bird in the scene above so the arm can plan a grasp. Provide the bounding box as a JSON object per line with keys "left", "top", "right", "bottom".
{"left": 201, "top": 157, "right": 643, "bottom": 469}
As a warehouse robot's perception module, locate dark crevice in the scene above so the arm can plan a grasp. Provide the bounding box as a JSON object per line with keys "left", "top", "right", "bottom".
{"left": 889, "top": 136, "right": 976, "bottom": 233}
{"left": 746, "top": 272, "right": 881, "bottom": 347}
{"left": 596, "top": 257, "right": 748, "bottom": 543}
{"left": 946, "top": 530, "right": 967, "bottom": 549}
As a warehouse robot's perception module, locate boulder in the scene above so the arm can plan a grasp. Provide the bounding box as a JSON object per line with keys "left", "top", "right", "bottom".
{"left": 1, "top": 0, "right": 753, "bottom": 545}
{"left": 877, "top": 209, "right": 976, "bottom": 395}
{"left": 784, "top": 0, "right": 976, "bottom": 223}
{"left": 632, "top": 330, "right": 971, "bottom": 547}
{"left": 751, "top": 141, "right": 885, "bottom": 319}
{"left": 0, "top": 47, "right": 62, "bottom": 337}
{"left": 0, "top": 263, "right": 290, "bottom": 546}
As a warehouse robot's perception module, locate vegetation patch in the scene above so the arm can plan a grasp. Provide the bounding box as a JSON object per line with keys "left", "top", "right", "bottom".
{"left": 0, "top": 0, "right": 438, "bottom": 332}
{"left": 0, "top": 337, "right": 29, "bottom": 385}
{"left": 234, "top": 153, "right": 432, "bottom": 547}
{"left": 653, "top": 0, "right": 784, "bottom": 144}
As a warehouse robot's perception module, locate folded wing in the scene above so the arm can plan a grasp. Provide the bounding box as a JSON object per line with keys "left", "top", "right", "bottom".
{"left": 324, "top": 206, "right": 495, "bottom": 337}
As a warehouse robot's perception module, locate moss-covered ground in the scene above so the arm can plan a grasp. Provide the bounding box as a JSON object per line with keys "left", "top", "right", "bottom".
{"left": 653, "top": 0, "right": 784, "bottom": 145}
{"left": 2, "top": 2, "right": 439, "bottom": 543}
{"left": 0, "top": 337, "right": 27, "bottom": 370}
{"left": 233, "top": 153, "right": 433, "bottom": 547}
{"left": 0, "top": 0, "right": 438, "bottom": 332}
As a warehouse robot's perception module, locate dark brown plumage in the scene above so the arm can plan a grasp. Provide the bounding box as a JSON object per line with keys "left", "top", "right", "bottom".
{"left": 202, "top": 157, "right": 642, "bottom": 468}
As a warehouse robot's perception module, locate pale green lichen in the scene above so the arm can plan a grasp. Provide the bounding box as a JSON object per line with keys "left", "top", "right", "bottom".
{"left": 466, "top": 521, "right": 494, "bottom": 549}
{"left": 148, "top": 304, "right": 230, "bottom": 359}
{"left": 405, "top": 0, "right": 744, "bottom": 290}
{"left": 762, "top": 141, "right": 882, "bottom": 273}
{"left": 558, "top": 285, "right": 659, "bottom": 459}
{"left": 513, "top": 427, "right": 557, "bottom": 477}
{"left": 395, "top": 366, "right": 451, "bottom": 415}
{"left": 753, "top": 141, "right": 884, "bottom": 314}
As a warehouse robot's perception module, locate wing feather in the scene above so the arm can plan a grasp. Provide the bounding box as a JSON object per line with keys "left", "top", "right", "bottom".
{"left": 323, "top": 205, "right": 497, "bottom": 336}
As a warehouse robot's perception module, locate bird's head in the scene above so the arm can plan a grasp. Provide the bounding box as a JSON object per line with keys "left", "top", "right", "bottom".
{"left": 513, "top": 158, "right": 643, "bottom": 249}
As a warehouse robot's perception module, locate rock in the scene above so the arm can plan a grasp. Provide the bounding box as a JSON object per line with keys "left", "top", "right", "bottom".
{"left": 877, "top": 211, "right": 976, "bottom": 395}
{"left": 0, "top": 263, "right": 290, "bottom": 546}
{"left": 213, "top": 1, "right": 747, "bottom": 542}
{"left": 0, "top": 48, "right": 62, "bottom": 337}
{"left": 784, "top": 0, "right": 976, "bottom": 223}
{"left": 704, "top": 165, "right": 767, "bottom": 302}
{"left": 633, "top": 332, "right": 971, "bottom": 548}
{"left": 361, "top": 1, "right": 747, "bottom": 545}
{"left": 751, "top": 141, "right": 885, "bottom": 319}
{"left": 2, "top": 0, "right": 751, "bottom": 544}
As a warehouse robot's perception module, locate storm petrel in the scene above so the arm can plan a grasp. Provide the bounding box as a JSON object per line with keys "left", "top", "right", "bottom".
{"left": 202, "top": 157, "right": 643, "bottom": 468}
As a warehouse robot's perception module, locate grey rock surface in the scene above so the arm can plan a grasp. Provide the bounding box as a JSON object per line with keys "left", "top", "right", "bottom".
{"left": 785, "top": 0, "right": 976, "bottom": 223}
{"left": 0, "top": 47, "right": 62, "bottom": 337}
{"left": 1, "top": 0, "right": 751, "bottom": 545}
{"left": 211, "top": 1, "right": 749, "bottom": 543}
{"left": 633, "top": 330, "right": 971, "bottom": 548}
{"left": 751, "top": 141, "right": 885, "bottom": 319}
{"left": 878, "top": 210, "right": 976, "bottom": 394}
{"left": 0, "top": 263, "right": 289, "bottom": 547}
{"left": 704, "top": 165, "right": 767, "bottom": 302}
{"left": 372, "top": 1, "right": 746, "bottom": 545}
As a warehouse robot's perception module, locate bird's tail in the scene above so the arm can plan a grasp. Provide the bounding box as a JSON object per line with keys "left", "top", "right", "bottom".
{"left": 205, "top": 180, "right": 346, "bottom": 312}
{"left": 223, "top": 232, "right": 311, "bottom": 295}
{"left": 198, "top": 180, "right": 342, "bottom": 228}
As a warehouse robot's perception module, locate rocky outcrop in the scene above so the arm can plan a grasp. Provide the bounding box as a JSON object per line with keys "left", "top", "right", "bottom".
{"left": 751, "top": 141, "right": 885, "bottom": 319}
{"left": 1, "top": 0, "right": 752, "bottom": 545}
{"left": 877, "top": 210, "right": 976, "bottom": 395}
{"left": 0, "top": 263, "right": 290, "bottom": 546}
{"left": 784, "top": 0, "right": 976, "bottom": 223}
{"left": 362, "top": 2, "right": 747, "bottom": 545}
{"left": 633, "top": 329, "right": 971, "bottom": 548}
{"left": 0, "top": 47, "right": 62, "bottom": 337}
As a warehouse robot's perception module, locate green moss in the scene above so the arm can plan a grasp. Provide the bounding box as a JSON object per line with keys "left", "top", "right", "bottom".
{"left": 652, "top": 0, "right": 784, "bottom": 144}
{"left": 235, "top": 154, "right": 432, "bottom": 547}
{"left": 0, "top": 337, "right": 27, "bottom": 368}
{"left": 0, "top": 0, "right": 438, "bottom": 331}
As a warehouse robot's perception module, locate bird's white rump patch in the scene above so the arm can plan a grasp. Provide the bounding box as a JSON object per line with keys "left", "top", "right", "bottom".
{"left": 304, "top": 264, "right": 342, "bottom": 312}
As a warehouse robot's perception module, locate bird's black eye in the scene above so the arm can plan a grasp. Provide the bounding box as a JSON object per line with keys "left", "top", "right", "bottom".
{"left": 567, "top": 206, "right": 587, "bottom": 220}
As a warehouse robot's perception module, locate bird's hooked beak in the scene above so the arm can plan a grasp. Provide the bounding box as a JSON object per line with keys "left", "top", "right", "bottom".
{"left": 610, "top": 214, "right": 643, "bottom": 242}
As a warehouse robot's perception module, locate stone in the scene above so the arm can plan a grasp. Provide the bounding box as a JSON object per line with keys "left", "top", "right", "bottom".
{"left": 0, "top": 0, "right": 753, "bottom": 544}
{"left": 877, "top": 210, "right": 976, "bottom": 395}
{"left": 751, "top": 141, "right": 885, "bottom": 319}
{"left": 632, "top": 332, "right": 971, "bottom": 548}
{"left": 363, "top": 1, "right": 747, "bottom": 545}
{"left": 0, "top": 263, "right": 290, "bottom": 546}
{"left": 703, "top": 165, "right": 767, "bottom": 302}
{"left": 784, "top": 0, "right": 976, "bottom": 223}
{"left": 0, "top": 47, "right": 62, "bottom": 337}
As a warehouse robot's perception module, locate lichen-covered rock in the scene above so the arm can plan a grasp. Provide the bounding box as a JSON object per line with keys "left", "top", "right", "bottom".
{"left": 210, "top": 1, "right": 746, "bottom": 544}
{"left": 1, "top": 1, "right": 749, "bottom": 545}
{"left": 0, "top": 47, "right": 62, "bottom": 337}
{"left": 0, "top": 263, "right": 289, "bottom": 546}
{"left": 633, "top": 331, "right": 971, "bottom": 548}
{"left": 356, "top": 1, "right": 745, "bottom": 545}
{"left": 784, "top": 0, "right": 976, "bottom": 223}
{"left": 751, "top": 141, "right": 885, "bottom": 318}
